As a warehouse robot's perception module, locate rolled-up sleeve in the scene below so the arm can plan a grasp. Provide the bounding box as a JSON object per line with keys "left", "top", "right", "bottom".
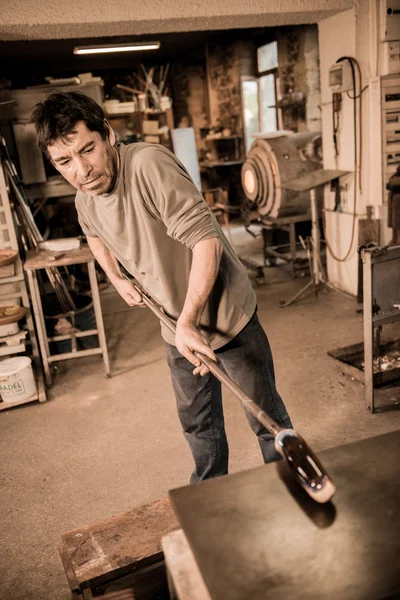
{"left": 138, "top": 146, "right": 218, "bottom": 249}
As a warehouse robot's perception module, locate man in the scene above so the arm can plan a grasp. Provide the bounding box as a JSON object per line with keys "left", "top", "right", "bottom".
{"left": 32, "top": 91, "right": 292, "bottom": 482}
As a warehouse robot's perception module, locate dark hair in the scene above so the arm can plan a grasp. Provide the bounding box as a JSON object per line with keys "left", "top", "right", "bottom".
{"left": 31, "top": 91, "right": 108, "bottom": 154}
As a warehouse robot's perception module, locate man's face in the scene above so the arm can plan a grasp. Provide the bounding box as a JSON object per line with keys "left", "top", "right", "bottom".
{"left": 47, "top": 121, "right": 118, "bottom": 196}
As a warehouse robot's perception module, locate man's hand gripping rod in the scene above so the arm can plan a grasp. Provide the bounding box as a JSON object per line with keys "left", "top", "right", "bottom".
{"left": 129, "top": 280, "right": 336, "bottom": 503}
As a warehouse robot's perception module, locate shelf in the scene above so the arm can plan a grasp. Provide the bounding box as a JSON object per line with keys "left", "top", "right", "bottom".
{"left": 373, "top": 310, "right": 400, "bottom": 326}
{"left": 106, "top": 110, "right": 170, "bottom": 118}
{"left": 0, "top": 391, "right": 39, "bottom": 411}
{"left": 205, "top": 135, "right": 242, "bottom": 141}
{"left": 200, "top": 160, "right": 244, "bottom": 168}
{"left": 106, "top": 112, "right": 135, "bottom": 118}
{"left": 0, "top": 257, "right": 24, "bottom": 284}
{"left": 0, "top": 343, "right": 26, "bottom": 356}
{"left": 24, "top": 179, "right": 76, "bottom": 200}
{"left": 269, "top": 100, "right": 306, "bottom": 109}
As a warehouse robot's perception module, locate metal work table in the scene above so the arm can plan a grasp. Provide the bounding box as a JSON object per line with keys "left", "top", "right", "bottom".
{"left": 24, "top": 246, "right": 110, "bottom": 386}
{"left": 168, "top": 430, "right": 400, "bottom": 600}
{"left": 280, "top": 168, "right": 349, "bottom": 306}
{"left": 361, "top": 244, "right": 400, "bottom": 413}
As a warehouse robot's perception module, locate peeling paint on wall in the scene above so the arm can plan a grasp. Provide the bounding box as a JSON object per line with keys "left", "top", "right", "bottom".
{"left": 277, "top": 25, "right": 321, "bottom": 133}
{"left": 172, "top": 62, "right": 208, "bottom": 151}
{"left": 206, "top": 43, "right": 243, "bottom": 137}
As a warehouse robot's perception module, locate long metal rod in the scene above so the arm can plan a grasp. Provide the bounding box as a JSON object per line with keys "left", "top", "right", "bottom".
{"left": 141, "top": 291, "right": 283, "bottom": 435}
{"left": 126, "top": 277, "right": 336, "bottom": 503}
{"left": 4, "top": 160, "right": 76, "bottom": 312}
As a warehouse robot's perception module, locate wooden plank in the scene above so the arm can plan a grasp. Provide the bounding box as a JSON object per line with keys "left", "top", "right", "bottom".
{"left": 96, "top": 562, "right": 169, "bottom": 600}
{"left": 0, "top": 162, "right": 19, "bottom": 250}
{"left": 162, "top": 529, "right": 212, "bottom": 600}
{"left": 47, "top": 348, "right": 103, "bottom": 363}
{"left": 0, "top": 258, "right": 24, "bottom": 284}
{"left": 0, "top": 343, "right": 26, "bottom": 356}
{"left": 88, "top": 260, "right": 110, "bottom": 377}
{"left": 24, "top": 247, "right": 94, "bottom": 270}
{"left": 0, "top": 392, "right": 39, "bottom": 411}
{"left": 59, "top": 543, "right": 80, "bottom": 593}
{"left": 61, "top": 497, "right": 178, "bottom": 591}
{"left": 0, "top": 263, "right": 15, "bottom": 278}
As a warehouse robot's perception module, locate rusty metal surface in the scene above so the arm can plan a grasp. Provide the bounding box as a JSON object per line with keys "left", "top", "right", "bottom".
{"left": 169, "top": 431, "right": 400, "bottom": 600}
{"left": 61, "top": 497, "right": 178, "bottom": 591}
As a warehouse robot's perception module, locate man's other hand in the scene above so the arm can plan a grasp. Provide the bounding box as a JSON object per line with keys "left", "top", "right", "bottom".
{"left": 113, "top": 278, "right": 145, "bottom": 307}
{"left": 175, "top": 318, "right": 216, "bottom": 376}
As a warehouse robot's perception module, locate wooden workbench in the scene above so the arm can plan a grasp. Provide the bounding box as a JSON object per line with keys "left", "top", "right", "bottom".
{"left": 60, "top": 497, "right": 178, "bottom": 599}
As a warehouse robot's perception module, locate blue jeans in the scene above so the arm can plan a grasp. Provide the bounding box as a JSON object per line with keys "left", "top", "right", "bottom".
{"left": 165, "top": 310, "right": 293, "bottom": 483}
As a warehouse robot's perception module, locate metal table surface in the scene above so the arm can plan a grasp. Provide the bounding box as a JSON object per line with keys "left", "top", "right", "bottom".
{"left": 280, "top": 169, "right": 350, "bottom": 192}
{"left": 169, "top": 430, "right": 400, "bottom": 600}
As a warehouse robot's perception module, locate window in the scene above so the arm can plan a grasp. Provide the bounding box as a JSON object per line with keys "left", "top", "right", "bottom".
{"left": 242, "top": 42, "right": 279, "bottom": 154}
{"left": 242, "top": 79, "right": 260, "bottom": 154}
{"left": 259, "top": 73, "right": 277, "bottom": 132}
{"left": 257, "top": 41, "right": 278, "bottom": 73}
{"left": 258, "top": 42, "right": 278, "bottom": 134}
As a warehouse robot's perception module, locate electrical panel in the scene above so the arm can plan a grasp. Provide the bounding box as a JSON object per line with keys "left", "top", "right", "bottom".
{"left": 381, "top": 74, "right": 400, "bottom": 203}
{"left": 380, "top": 0, "right": 400, "bottom": 42}
{"left": 328, "top": 62, "right": 353, "bottom": 93}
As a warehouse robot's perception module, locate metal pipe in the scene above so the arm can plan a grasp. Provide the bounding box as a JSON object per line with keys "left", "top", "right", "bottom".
{"left": 125, "top": 277, "right": 336, "bottom": 503}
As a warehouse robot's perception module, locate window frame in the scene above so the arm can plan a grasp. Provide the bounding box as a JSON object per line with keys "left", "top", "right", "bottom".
{"left": 257, "top": 41, "right": 280, "bottom": 132}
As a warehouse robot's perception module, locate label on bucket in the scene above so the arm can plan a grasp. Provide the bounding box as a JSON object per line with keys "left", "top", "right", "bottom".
{"left": 0, "top": 373, "right": 25, "bottom": 396}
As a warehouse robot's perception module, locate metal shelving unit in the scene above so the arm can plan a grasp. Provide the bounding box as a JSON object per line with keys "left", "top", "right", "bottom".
{"left": 362, "top": 244, "right": 400, "bottom": 413}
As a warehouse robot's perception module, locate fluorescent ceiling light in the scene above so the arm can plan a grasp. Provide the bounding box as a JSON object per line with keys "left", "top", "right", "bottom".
{"left": 73, "top": 42, "right": 160, "bottom": 55}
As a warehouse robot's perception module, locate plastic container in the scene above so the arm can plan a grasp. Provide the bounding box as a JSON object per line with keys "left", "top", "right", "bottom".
{"left": 0, "top": 357, "right": 36, "bottom": 403}
{"left": 103, "top": 100, "right": 120, "bottom": 114}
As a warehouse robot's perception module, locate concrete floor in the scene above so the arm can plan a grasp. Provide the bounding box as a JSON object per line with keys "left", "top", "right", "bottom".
{"left": 1, "top": 226, "right": 400, "bottom": 600}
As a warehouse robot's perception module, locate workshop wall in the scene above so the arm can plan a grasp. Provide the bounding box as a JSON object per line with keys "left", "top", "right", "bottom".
{"left": 172, "top": 39, "right": 255, "bottom": 159}
{"left": 319, "top": 9, "right": 358, "bottom": 295}
{"left": 319, "top": 1, "right": 395, "bottom": 296}
{"left": 276, "top": 25, "right": 321, "bottom": 133}
{"left": 205, "top": 40, "right": 255, "bottom": 157}
{"left": 172, "top": 62, "right": 208, "bottom": 152}
{"left": 206, "top": 42, "right": 243, "bottom": 136}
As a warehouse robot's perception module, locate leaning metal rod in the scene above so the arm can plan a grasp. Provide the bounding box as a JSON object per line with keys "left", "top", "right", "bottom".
{"left": 4, "top": 160, "right": 76, "bottom": 312}
{"left": 126, "top": 277, "right": 336, "bottom": 503}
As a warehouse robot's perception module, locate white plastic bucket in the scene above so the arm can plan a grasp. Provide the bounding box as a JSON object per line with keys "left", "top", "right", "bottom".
{"left": 0, "top": 357, "right": 36, "bottom": 403}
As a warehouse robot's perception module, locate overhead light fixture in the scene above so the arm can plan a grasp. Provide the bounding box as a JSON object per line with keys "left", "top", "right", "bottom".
{"left": 73, "top": 42, "right": 161, "bottom": 55}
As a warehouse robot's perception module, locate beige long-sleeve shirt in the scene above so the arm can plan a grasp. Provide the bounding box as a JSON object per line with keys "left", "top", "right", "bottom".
{"left": 75, "top": 143, "right": 256, "bottom": 349}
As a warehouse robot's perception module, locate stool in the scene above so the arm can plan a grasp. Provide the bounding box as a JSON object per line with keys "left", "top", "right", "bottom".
{"left": 24, "top": 246, "right": 110, "bottom": 386}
